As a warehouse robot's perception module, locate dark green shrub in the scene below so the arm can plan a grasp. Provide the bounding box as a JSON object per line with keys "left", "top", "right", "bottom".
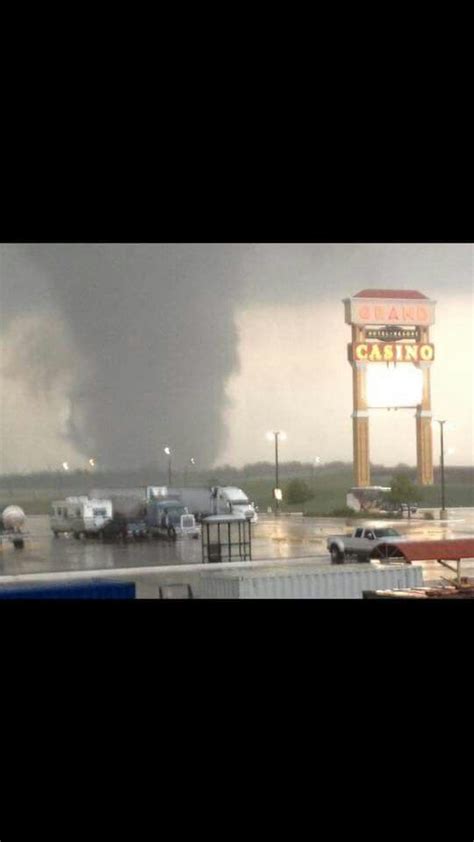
{"left": 285, "top": 479, "right": 314, "bottom": 505}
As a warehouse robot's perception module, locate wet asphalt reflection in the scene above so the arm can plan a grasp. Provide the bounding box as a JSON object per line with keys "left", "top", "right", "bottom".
{"left": 1, "top": 510, "right": 473, "bottom": 584}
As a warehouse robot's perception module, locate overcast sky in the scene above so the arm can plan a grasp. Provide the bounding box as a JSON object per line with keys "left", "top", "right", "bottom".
{"left": 1, "top": 243, "right": 472, "bottom": 473}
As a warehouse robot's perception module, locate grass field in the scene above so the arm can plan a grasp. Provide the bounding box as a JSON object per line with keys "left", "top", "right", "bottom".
{"left": 1, "top": 466, "right": 473, "bottom": 515}
{"left": 241, "top": 473, "right": 474, "bottom": 514}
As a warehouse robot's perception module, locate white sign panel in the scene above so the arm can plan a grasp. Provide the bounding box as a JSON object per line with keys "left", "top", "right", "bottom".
{"left": 366, "top": 364, "right": 423, "bottom": 408}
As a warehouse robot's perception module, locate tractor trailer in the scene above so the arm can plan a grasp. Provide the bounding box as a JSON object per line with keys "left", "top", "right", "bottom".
{"left": 148, "top": 486, "right": 258, "bottom": 522}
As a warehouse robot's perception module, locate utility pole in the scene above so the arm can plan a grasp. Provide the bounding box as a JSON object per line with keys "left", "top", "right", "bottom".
{"left": 266, "top": 430, "right": 286, "bottom": 515}
{"left": 275, "top": 432, "right": 280, "bottom": 513}
{"left": 164, "top": 447, "right": 172, "bottom": 487}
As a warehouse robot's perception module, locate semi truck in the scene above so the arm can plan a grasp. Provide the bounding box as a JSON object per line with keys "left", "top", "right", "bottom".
{"left": 91, "top": 485, "right": 257, "bottom": 522}
{"left": 146, "top": 499, "right": 200, "bottom": 540}
{"left": 148, "top": 486, "right": 258, "bottom": 522}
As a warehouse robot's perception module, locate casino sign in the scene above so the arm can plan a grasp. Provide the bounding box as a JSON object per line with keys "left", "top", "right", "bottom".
{"left": 351, "top": 342, "right": 434, "bottom": 363}
{"left": 343, "top": 289, "right": 436, "bottom": 489}
{"left": 344, "top": 294, "right": 436, "bottom": 327}
{"left": 365, "top": 326, "right": 419, "bottom": 341}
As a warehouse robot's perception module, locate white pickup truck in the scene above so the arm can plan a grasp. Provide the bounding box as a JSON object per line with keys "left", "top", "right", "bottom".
{"left": 327, "top": 527, "right": 405, "bottom": 564}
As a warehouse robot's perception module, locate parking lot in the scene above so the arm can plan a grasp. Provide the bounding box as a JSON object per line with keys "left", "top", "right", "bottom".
{"left": 1, "top": 510, "right": 473, "bottom": 585}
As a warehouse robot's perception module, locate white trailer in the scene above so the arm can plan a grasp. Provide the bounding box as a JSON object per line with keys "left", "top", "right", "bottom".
{"left": 90, "top": 487, "right": 148, "bottom": 519}
{"left": 50, "top": 497, "right": 113, "bottom": 539}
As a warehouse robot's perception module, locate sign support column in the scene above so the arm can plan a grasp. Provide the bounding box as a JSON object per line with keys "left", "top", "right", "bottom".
{"left": 416, "top": 327, "right": 434, "bottom": 485}
{"left": 352, "top": 325, "right": 370, "bottom": 487}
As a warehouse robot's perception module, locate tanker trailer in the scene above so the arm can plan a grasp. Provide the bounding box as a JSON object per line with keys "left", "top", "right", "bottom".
{"left": 1, "top": 505, "right": 28, "bottom": 549}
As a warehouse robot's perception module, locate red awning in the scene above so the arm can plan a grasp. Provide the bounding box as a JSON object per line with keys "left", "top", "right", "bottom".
{"left": 353, "top": 289, "right": 428, "bottom": 299}
{"left": 377, "top": 539, "right": 474, "bottom": 562}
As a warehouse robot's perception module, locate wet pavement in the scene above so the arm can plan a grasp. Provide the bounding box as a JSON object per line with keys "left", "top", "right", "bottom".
{"left": 1, "top": 509, "right": 473, "bottom": 584}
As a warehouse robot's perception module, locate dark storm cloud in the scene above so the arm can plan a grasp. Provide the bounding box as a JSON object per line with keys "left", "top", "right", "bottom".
{"left": 15, "top": 244, "right": 243, "bottom": 468}
{"left": 2, "top": 243, "right": 471, "bottom": 472}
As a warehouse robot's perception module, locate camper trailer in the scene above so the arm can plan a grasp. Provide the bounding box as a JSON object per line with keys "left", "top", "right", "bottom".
{"left": 50, "top": 497, "right": 113, "bottom": 538}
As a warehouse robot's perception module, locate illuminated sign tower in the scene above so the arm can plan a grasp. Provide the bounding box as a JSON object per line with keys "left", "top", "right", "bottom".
{"left": 343, "top": 289, "right": 436, "bottom": 487}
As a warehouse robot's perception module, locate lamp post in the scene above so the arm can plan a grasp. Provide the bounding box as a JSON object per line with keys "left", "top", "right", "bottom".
{"left": 164, "top": 447, "right": 172, "bottom": 487}
{"left": 434, "top": 420, "right": 447, "bottom": 519}
{"left": 184, "top": 457, "right": 195, "bottom": 485}
{"left": 61, "top": 461, "right": 69, "bottom": 490}
{"left": 266, "top": 431, "right": 286, "bottom": 515}
{"left": 311, "top": 456, "right": 321, "bottom": 481}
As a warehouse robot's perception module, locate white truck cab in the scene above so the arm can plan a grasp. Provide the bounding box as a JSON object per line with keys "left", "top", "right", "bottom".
{"left": 219, "top": 487, "right": 258, "bottom": 523}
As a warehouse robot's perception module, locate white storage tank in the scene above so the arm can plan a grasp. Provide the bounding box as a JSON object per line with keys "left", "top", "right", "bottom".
{"left": 2, "top": 505, "right": 26, "bottom": 531}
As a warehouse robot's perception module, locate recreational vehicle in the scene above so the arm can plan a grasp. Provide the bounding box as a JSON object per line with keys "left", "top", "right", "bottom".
{"left": 50, "top": 497, "right": 113, "bottom": 538}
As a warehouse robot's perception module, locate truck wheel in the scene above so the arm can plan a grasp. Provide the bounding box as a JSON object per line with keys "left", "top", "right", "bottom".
{"left": 167, "top": 526, "right": 176, "bottom": 541}
{"left": 53, "top": 531, "right": 59, "bottom": 538}
{"left": 73, "top": 532, "right": 80, "bottom": 540}
{"left": 330, "top": 545, "right": 344, "bottom": 564}
{"left": 13, "top": 538, "right": 24, "bottom": 549}
{"left": 372, "top": 545, "right": 405, "bottom": 562}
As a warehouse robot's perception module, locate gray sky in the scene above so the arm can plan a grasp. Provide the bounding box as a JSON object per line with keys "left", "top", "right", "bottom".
{"left": 1, "top": 244, "right": 472, "bottom": 473}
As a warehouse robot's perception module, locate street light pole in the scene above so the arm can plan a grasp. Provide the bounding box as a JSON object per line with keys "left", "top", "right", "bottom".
{"left": 164, "top": 447, "right": 172, "bottom": 487}
{"left": 440, "top": 422, "right": 445, "bottom": 514}
{"left": 435, "top": 420, "right": 447, "bottom": 519}
{"left": 274, "top": 432, "right": 280, "bottom": 513}
{"left": 185, "top": 457, "right": 195, "bottom": 486}
{"left": 312, "top": 456, "right": 321, "bottom": 482}
{"left": 266, "top": 430, "right": 286, "bottom": 515}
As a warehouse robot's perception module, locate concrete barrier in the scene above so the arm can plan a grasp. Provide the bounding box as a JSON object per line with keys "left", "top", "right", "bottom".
{"left": 0, "top": 557, "right": 424, "bottom": 599}
{"left": 199, "top": 563, "right": 424, "bottom": 599}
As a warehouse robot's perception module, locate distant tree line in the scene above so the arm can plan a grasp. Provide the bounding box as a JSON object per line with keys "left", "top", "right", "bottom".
{"left": 1, "top": 461, "right": 473, "bottom": 492}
